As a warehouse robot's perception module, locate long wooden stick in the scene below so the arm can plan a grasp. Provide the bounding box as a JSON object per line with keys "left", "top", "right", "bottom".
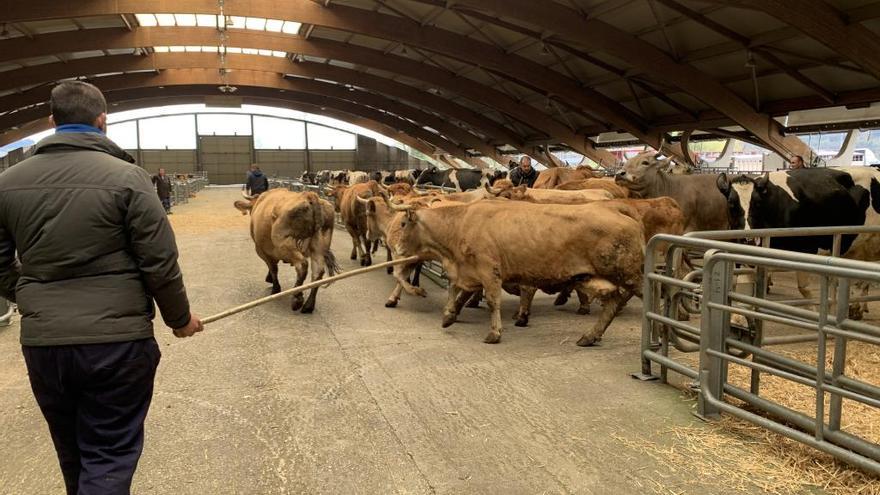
{"left": 202, "top": 255, "right": 420, "bottom": 324}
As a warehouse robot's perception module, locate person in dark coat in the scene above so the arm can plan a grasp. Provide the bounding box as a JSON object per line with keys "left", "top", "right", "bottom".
{"left": 152, "top": 167, "right": 173, "bottom": 214}
{"left": 0, "top": 81, "right": 203, "bottom": 495}
{"left": 509, "top": 156, "right": 539, "bottom": 187}
{"left": 245, "top": 164, "right": 269, "bottom": 196}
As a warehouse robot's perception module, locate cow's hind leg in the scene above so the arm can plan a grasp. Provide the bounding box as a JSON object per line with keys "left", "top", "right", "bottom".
{"left": 514, "top": 285, "right": 537, "bottom": 327}
{"left": 264, "top": 259, "right": 281, "bottom": 294}
{"left": 442, "top": 286, "right": 462, "bottom": 328}
{"left": 575, "top": 288, "right": 591, "bottom": 315}
{"left": 290, "top": 261, "right": 308, "bottom": 312}
{"left": 385, "top": 246, "right": 393, "bottom": 274}
{"left": 576, "top": 278, "right": 630, "bottom": 346}
{"left": 301, "top": 258, "right": 327, "bottom": 314}
{"left": 554, "top": 288, "right": 572, "bottom": 306}
{"left": 411, "top": 262, "right": 422, "bottom": 287}
{"left": 465, "top": 289, "right": 482, "bottom": 308}
{"left": 484, "top": 282, "right": 504, "bottom": 344}
{"left": 359, "top": 234, "right": 373, "bottom": 266}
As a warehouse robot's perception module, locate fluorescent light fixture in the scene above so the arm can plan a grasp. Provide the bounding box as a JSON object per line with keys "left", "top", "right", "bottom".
{"left": 169, "top": 46, "right": 185, "bottom": 52}
{"left": 201, "top": 46, "right": 219, "bottom": 53}
{"left": 184, "top": 46, "right": 201, "bottom": 52}
{"left": 227, "top": 16, "right": 246, "bottom": 29}
{"left": 272, "top": 51, "right": 286, "bottom": 57}
{"left": 257, "top": 49, "right": 272, "bottom": 57}
{"left": 242, "top": 48, "right": 258, "bottom": 55}
{"left": 153, "top": 46, "right": 170, "bottom": 52}
{"left": 135, "top": 14, "right": 158, "bottom": 27}
{"left": 225, "top": 47, "right": 242, "bottom": 54}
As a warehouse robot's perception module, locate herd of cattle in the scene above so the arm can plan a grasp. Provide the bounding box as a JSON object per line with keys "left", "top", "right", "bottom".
{"left": 233, "top": 151, "right": 880, "bottom": 345}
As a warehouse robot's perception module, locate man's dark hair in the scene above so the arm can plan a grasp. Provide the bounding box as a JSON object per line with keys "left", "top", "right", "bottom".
{"left": 50, "top": 81, "right": 107, "bottom": 126}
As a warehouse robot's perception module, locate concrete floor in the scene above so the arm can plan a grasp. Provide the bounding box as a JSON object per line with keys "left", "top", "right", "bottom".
{"left": 0, "top": 187, "right": 792, "bottom": 494}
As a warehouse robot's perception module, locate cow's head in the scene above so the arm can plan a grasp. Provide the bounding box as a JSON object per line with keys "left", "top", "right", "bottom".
{"left": 615, "top": 151, "right": 668, "bottom": 191}
{"left": 716, "top": 172, "right": 769, "bottom": 231}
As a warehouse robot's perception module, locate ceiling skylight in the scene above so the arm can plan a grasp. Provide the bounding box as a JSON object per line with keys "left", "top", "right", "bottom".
{"left": 151, "top": 46, "right": 287, "bottom": 58}
{"left": 135, "top": 14, "right": 301, "bottom": 34}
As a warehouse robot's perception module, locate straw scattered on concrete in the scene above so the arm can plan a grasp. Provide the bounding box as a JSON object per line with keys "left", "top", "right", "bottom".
{"left": 644, "top": 342, "right": 880, "bottom": 495}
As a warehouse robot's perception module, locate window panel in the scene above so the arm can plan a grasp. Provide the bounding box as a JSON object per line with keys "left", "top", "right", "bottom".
{"left": 197, "top": 114, "right": 252, "bottom": 136}
{"left": 254, "top": 116, "right": 306, "bottom": 149}
{"left": 107, "top": 121, "right": 138, "bottom": 149}
{"left": 138, "top": 115, "right": 196, "bottom": 149}
{"left": 307, "top": 124, "right": 356, "bottom": 150}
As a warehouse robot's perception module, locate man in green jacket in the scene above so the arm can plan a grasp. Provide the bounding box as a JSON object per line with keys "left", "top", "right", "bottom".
{"left": 0, "top": 81, "right": 203, "bottom": 495}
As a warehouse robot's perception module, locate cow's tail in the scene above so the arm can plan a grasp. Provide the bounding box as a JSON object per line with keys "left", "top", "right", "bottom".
{"left": 325, "top": 250, "right": 341, "bottom": 277}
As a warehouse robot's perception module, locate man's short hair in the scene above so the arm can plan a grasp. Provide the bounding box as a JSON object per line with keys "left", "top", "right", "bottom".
{"left": 520, "top": 156, "right": 531, "bottom": 164}
{"left": 50, "top": 81, "right": 107, "bottom": 126}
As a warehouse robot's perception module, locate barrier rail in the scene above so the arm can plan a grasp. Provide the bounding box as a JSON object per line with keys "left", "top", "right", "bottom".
{"left": 638, "top": 227, "right": 880, "bottom": 474}
{"left": 170, "top": 173, "right": 209, "bottom": 206}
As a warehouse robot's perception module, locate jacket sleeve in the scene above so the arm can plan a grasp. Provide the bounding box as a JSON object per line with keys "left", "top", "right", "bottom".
{"left": 0, "top": 224, "right": 20, "bottom": 303}
{"left": 124, "top": 168, "right": 191, "bottom": 329}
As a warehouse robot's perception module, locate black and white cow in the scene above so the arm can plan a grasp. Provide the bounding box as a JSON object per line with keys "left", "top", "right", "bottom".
{"left": 415, "top": 167, "right": 505, "bottom": 191}
{"left": 717, "top": 167, "right": 880, "bottom": 317}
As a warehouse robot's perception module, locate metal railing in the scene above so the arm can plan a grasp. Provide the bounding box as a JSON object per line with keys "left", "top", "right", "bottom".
{"left": 170, "top": 173, "right": 209, "bottom": 206}
{"left": 638, "top": 227, "right": 880, "bottom": 474}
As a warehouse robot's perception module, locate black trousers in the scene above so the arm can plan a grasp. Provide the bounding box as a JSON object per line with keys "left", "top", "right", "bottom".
{"left": 22, "top": 338, "right": 161, "bottom": 495}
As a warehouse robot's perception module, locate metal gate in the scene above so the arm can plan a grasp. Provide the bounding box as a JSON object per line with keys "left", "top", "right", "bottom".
{"left": 638, "top": 227, "right": 880, "bottom": 475}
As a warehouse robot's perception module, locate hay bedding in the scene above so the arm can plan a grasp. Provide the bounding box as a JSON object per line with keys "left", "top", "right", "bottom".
{"left": 167, "top": 207, "right": 250, "bottom": 235}
{"left": 640, "top": 343, "right": 880, "bottom": 495}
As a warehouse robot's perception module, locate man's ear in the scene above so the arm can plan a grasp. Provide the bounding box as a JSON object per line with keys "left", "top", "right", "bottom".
{"left": 94, "top": 113, "right": 107, "bottom": 132}
{"left": 48, "top": 115, "right": 55, "bottom": 128}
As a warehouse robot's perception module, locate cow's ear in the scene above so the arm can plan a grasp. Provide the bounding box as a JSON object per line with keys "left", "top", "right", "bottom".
{"left": 716, "top": 173, "right": 731, "bottom": 196}
{"left": 755, "top": 172, "right": 770, "bottom": 193}
{"left": 405, "top": 210, "right": 417, "bottom": 222}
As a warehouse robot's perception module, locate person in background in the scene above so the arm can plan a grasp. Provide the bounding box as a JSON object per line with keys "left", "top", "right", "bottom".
{"left": 0, "top": 81, "right": 203, "bottom": 495}
{"left": 245, "top": 164, "right": 269, "bottom": 196}
{"left": 789, "top": 155, "right": 806, "bottom": 170}
{"left": 152, "top": 167, "right": 172, "bottom": 214}
{"left": 509, "top": 155, "right": 539, "bottom": 187}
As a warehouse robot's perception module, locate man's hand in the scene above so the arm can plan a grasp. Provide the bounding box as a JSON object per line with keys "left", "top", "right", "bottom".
{"left": 173, "top": 313, "right": 204, "bottom": 338}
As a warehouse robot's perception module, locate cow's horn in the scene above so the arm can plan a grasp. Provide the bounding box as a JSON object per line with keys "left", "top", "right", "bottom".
{"left": 376, "top": 181, "right": 389, "bottom": 191}
{"left": 413, "top": 188, "right": 430, "bottom": 196}
{"left": 484, "top": 183, "right": 502, "bottom": 195}
{"left": 356, "top": 195, "right": 371, "bottom": 205}
{"left": 241, "top": 190, "right": 256, "bottom": 200}
{"left": 384, "top": 196, "right": 415, "bottom": 211}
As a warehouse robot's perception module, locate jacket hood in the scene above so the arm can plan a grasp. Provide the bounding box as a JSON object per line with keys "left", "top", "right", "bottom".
{"left": 251, "top": 170, "right": 264, "bottom": 177}
{"left": 32, "top": 132, "right": 136, "bottom": 164}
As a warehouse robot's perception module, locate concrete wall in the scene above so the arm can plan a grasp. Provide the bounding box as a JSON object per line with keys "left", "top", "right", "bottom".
{"left": 133, "top": 150, "right": 198, "bottom": 175}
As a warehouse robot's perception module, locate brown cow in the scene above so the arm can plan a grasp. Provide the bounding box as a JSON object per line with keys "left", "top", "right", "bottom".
{"left": 233, "top": 189, "right": 340, "bottom": 313}
{"left": 486, "top": 183, "right": 613, "bottom": 203}
{"left": 532, "top": 166, "right": 602, "bottom": 189}
{"left": 615, "top": 151, "right": 727, "bottom": 232}
{"left": 326, "top": 181, "right": 385, "bottom": 266}
{"left": 387, "top": 199, "right": 645, "bottom": 345}
{"left": 556, "top": 178, "right": 629, "bottom": 198}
